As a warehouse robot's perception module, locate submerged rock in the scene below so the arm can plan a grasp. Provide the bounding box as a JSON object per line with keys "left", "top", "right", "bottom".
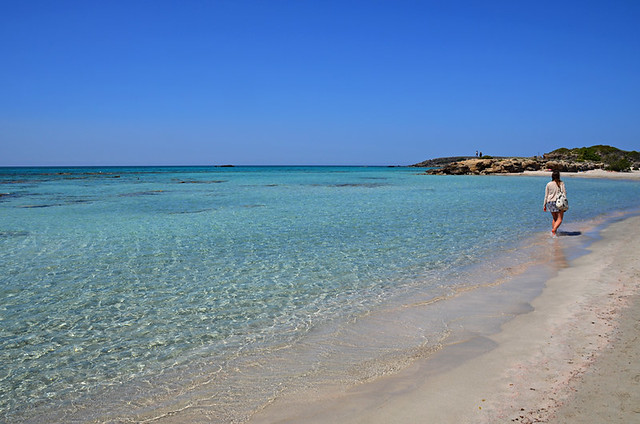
{"left": 0, "top": 230, "right": 29, "bottom": 238}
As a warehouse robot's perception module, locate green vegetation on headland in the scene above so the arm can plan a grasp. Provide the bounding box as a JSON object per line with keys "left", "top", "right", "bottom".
{"left": 545, "top": 145, "right": 639, "bottom": 172}
{"left": 412, "top": 145, "right": 639, "bottom": 175}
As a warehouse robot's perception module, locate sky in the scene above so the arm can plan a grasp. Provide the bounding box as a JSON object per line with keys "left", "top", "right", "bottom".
{"left": 1, "top": 0, "right": 639, "bottom": 166}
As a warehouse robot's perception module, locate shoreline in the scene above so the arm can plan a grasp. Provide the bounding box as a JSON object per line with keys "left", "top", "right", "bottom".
{"left": 250, "top": 214, "right": 640, "bottom": 423}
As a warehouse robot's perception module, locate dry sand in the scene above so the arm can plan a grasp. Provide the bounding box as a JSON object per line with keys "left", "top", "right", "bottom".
{"left": 251, "top": 214, "right": 640, "bottom": 424}
{"left": 550, "top": 292, "right": 640, "bottom": 424}
{"left": 518, "top": 169, "right": 640, "bottom": 180}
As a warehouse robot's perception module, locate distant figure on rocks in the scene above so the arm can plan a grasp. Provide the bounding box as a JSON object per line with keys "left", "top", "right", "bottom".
{"left": 543, "top": 170, "right": 567, "bottom": 237}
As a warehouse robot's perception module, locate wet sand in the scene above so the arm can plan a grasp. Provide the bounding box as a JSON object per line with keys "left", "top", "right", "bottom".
{"left": 250, "top": 214, "right": 640, "bottom": 423}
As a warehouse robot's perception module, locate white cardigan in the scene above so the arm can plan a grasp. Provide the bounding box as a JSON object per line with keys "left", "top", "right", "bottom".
{"left": 544, "top": 181, "right": 566, "bottom": 206}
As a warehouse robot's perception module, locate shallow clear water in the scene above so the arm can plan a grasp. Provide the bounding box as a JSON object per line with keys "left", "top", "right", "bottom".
{"left": 1, "top": 166, "right": 639, "bottom": 422}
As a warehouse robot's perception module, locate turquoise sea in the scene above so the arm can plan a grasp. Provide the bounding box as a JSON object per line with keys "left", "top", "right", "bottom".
{"left": 2, "top": 166, "right": 640, "bottom": 422}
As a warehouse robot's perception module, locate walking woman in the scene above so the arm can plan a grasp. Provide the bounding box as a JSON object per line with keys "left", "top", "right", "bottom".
{"left": 543, "top": 170, "right": 567, "bottom": 237}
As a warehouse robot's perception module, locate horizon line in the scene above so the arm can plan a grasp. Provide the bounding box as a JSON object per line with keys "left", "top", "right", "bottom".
{"left": 0, "top": 163, "right": 412, "bottom": 168}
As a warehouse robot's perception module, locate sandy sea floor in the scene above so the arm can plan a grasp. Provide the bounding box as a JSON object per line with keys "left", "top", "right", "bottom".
{"left": 249, "top": 177, "right": 640, "bottom": 423}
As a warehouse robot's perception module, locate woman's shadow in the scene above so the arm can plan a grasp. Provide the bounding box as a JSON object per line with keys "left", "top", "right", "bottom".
{"left": 557, "top": 231, "right": 582, "bottom": 236}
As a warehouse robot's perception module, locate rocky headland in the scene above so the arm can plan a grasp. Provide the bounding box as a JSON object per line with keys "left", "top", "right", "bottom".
{"left": 412, "top": 145, "right": 639, "bottom": 175}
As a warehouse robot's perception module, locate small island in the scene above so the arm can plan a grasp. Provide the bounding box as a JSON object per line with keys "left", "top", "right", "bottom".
{"left": 412, "top": 145, "right": 640, "bottom": 175}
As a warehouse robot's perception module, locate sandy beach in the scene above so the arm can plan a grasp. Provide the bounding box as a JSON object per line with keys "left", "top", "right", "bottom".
{"left": 518, "top": 169, "right": 640, "bottom": 180}
{"left": 251, "top": 214, "right": 640, "bottom": 423}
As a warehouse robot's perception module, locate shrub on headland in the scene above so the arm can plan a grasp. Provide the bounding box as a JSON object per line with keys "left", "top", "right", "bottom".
{"left": 606, "top": 158, "right": 632, "bottom": 172}
{"left": 575, "top": 147, "right": 602, "bottom": 162}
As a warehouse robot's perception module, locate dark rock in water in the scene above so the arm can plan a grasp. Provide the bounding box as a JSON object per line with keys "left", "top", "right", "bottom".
{"left": 177, "top": 180, "right": 227, "bottom": 184}
{"left": 65, "top": 198, "right": 93, "bottom": 205}
{"left": 119, "top": 190, "right": 164, "bottom": 197}
{"left": 0, "top": 180, "right": 30, "bottom": 185}
{"left": 215, "top": 165, "right": 235, "bottom": 167}
{"left": 169, "top": 208, "right": 213, "bottom": 215}
{"left": 0, "top": 230, "right": 29, "bottom": 238}
{"left": 331, "top": 183, "right": 388, "bottom": 188}
{"left": 17, "top": 204, "right": 61, "bottom": 208}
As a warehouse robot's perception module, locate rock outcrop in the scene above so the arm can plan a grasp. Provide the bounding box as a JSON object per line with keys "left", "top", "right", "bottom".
{"left": 423, "top": 157, "right": 603, "bottom": 175}
{"left": 410, "top": 156, "right": 475, "bottom": 168}
{"left": 413, "top": 145, "right": 638, "bottom": 175}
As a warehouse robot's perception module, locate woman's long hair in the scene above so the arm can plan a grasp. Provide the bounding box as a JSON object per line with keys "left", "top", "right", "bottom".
{"left": 552, "top": 170, "right": 562, "bottom": 186}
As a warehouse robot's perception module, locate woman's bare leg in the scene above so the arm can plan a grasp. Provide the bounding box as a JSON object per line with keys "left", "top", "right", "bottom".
{"left": 551, "top": 212, "right": 559, "bottom": 235}
{"left": 552, "top": 211, "right": 564, "bottom": 235}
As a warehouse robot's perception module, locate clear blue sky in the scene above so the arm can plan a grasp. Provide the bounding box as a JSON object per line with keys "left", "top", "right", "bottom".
{"left": 1, "top": 0, "right": 639, "bottom": 166}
